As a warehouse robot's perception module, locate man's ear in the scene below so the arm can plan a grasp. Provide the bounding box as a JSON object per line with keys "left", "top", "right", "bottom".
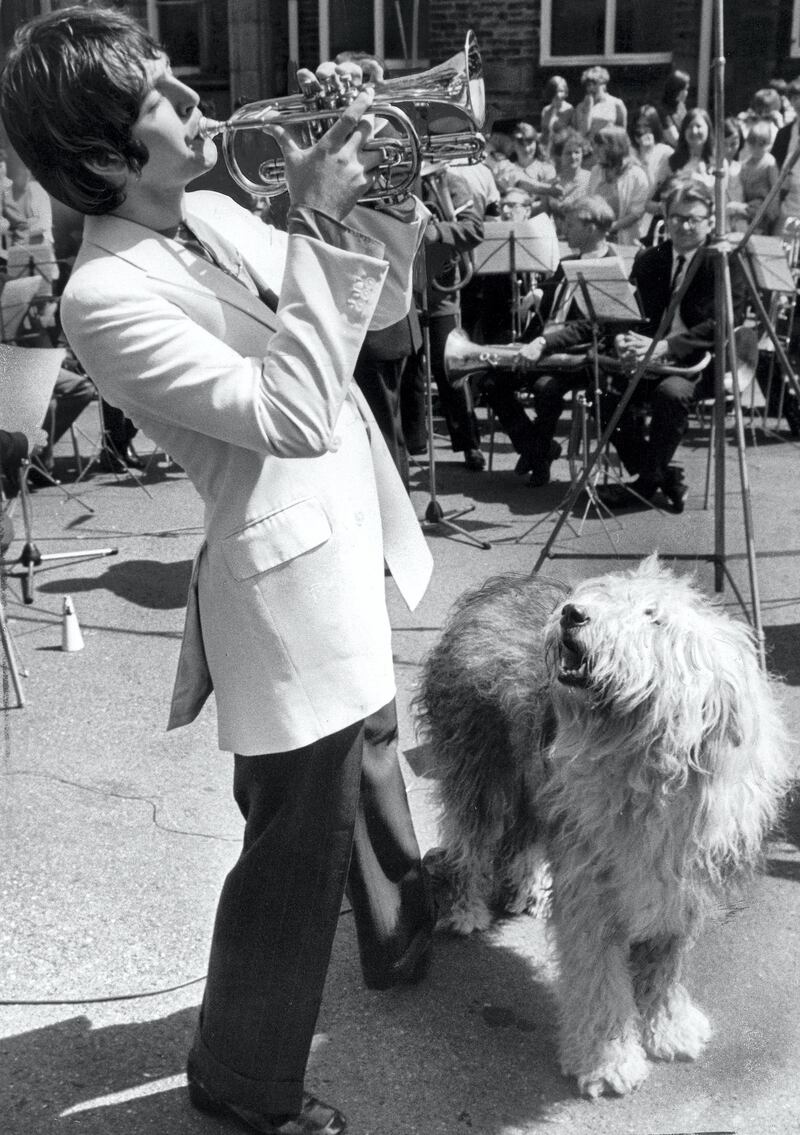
{"left": 83, "top": 152, "right": 128, "bottom": 184}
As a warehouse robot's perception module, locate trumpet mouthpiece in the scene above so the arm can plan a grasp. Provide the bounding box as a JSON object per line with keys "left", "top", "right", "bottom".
{"left": 198, "top": 116, "right": 227, "bottom": 140}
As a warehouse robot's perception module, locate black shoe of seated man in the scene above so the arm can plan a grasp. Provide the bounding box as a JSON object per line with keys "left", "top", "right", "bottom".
{"left": 463, "top": 448, "right": 485, "bottom": 471}
{"left": 362, "top": 926, "right": 433, "bottom": 990}
{"left": 662, "top": 469, "right": 688, "bottom": 513}
{"left": 187, "top": 1068, "right": 347, "bottom": 1135}
{"left": 516, "top": 440, "right": 562, "bottom": 483}
{"left": 597, "top": 478, "right": 659, "bottom": 510}
{"left": 785, "top": 395, "right": 800, "bottom": 437}
{"left": 99, "top": 446, "right": 143, "bottom": 473}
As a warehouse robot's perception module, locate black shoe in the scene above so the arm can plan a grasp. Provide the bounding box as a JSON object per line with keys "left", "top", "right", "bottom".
{"left": 515, "top": 440, "right": 561, "bottom": 480}
{"left": 463, "top": 448, "right": 485, "bottom": 471}
{"left": 597, "top": 478, "right": 658, "bottom": 510}
{"left": 662, "top": 474, "right": 688, "bottom": 513}
{"left": 187, "top": 1069, "right": 347, "bottom": 1134}
{"left": 100, "top": 446, "right": 144, "bottom": 473}
{"left": 362, "top": 926, "right": 433, "bottom": 990}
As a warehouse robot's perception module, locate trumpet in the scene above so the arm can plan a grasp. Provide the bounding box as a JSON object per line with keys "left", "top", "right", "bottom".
{"left": 199, "top": 31, "right": 485, "bottom": 204}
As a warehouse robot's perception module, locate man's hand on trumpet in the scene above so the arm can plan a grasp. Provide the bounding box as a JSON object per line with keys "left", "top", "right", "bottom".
{"left": 268, "top": 74, "right": 383, "bottom": 221}
{"left": 614, "top": 330, "right": 669, "bottom": 366}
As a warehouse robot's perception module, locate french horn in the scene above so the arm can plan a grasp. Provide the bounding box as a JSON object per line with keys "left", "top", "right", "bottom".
{"left": 199, "top": 31, "right": 485, "bottom": 204}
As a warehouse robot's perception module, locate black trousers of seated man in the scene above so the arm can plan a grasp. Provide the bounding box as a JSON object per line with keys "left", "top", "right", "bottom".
{"left": 481, "top": 368, "right": 589, "bottom": 465}
{"left": 601, "top": 370, "right": 706, "bottom": 484}
{"left": 187, "top": 699, "right": 434, "bottom": 1116}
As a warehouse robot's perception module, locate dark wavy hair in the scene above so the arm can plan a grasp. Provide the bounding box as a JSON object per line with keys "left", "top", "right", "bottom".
{"left": 668, "top": 108, "right": 714, "bottom": 172}
{"left": 632, "top": 104, "right": 665, "bottom": 147}
{"left": 0, "top": 6, "right": 162, "bottom": 214}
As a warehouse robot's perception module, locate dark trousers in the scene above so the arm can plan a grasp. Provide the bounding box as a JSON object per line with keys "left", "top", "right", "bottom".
{"left": 603, "top": 373, "right": 699, "bottom": 482}
{"left": 40, "top": 369, "right": 95, "bottom": 468}
{"left": 353, "top": 355, "right": 411, "bottom": 490}
{"left": 482, "top": 369, "right": 587, "bottom": 460}
{"left": 427, "top": 314, "right": 481, "bottom": 453}
{"left": 188, "top": 700, "right": 433, "bottom": 1115}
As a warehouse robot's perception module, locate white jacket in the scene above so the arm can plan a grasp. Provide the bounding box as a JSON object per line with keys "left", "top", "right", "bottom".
{"left": 61, "top": 190, "right": 432, "bottom": 754}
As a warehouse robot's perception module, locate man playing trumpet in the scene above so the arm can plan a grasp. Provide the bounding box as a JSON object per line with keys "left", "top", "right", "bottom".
{"left": 1, "top": 8, "right": 436, "bottom": 1134}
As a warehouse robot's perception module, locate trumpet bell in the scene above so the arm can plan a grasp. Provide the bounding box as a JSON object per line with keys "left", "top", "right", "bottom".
{"left": 444, "top": 328, "right": 525, "bottom": 385}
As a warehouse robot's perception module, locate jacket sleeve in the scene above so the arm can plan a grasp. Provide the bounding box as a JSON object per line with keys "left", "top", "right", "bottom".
{"left": 62, "top": 223, "right": 391, "bottom": 458}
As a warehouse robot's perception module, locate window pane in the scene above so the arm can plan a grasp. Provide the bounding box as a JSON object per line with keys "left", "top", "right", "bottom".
{"left": 615, "top": 0, "right": 673, "bottom": 53}
{"left": 328, "top": 0, "right": 374, "bottom": 60}
{"left": 550, "top": 0, "right": 605, "bottom": 57}
{"left": 384, "top": 0, "right": 430, "bottom": 62}
{"left": 158, "top": 1, "right": 202, "bottom": 69}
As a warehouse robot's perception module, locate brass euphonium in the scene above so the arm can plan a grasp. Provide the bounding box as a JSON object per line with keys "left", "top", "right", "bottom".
{"left": 444, "top": 328, "right": 588, "bottom": 388}
{"left": 199, "top": 31, "right": 485, "bottom": 204}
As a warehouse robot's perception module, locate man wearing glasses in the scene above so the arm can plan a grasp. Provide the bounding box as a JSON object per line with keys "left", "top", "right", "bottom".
{"left": 599, "top": 176, "right": 746, "bottom": 511}
{"left": 519, "top": 176, "right": 746, "bottom": 510}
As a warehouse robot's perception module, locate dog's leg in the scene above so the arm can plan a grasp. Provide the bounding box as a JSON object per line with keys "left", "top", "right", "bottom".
{"left": 554, "top": 916, "right": 648, "bottom": 1099}
{"left": 631, "top": 937, "right": 712, "bottom": 1062}
{"left": 500, "top": 842, "right": 551, "bottom": 919}
{"left": 430, "top": 817, "right": 496, "bottom": 935}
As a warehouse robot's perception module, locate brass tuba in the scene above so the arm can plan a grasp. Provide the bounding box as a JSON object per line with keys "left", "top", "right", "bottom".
{"left": 200, "top": 31, "right": 485, "bottom": 204}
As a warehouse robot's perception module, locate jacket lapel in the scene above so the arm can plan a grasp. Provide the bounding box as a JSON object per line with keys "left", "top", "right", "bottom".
{"left": 82, "top": 213, "right": 279, "bottom": 334}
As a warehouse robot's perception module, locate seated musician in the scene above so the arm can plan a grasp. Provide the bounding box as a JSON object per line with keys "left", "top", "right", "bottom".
{"left": 482, "top": 193, "right": 619, "bottom": 486}
{"left": 523, "top": 176, "right": 747, "bottom": 509}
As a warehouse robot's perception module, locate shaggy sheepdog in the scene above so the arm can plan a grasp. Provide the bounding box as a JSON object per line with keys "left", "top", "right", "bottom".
{"left": 416, "top": 556, "right": 793, "bottom": 1099}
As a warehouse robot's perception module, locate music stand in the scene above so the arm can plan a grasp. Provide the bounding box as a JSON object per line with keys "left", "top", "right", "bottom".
{"left": 473, "top": 216, "right": 560, "bottom": 339}
{"left": 0, "top": 345, "right": 118, "bottom": 606}
{"left": 734, "top": 233, "right": 800, "bottom": 435}
{"left": 4, "top": 242, "right": 60, "bottom": 285}
{"left": 513, "top": 257, "right": 649, "bottom": 545}
{"left": 0, "top": 275, "right": 49, "bottom": 343}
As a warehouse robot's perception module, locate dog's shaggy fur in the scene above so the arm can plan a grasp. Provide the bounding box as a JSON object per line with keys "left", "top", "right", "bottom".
{"left": 416, "top": 556, "right": 794, "bottom": 1099}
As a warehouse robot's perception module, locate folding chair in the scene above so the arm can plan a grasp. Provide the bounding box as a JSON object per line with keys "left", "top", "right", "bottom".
{"left": 0, "top": 345, "right": 118, "bottom": 606}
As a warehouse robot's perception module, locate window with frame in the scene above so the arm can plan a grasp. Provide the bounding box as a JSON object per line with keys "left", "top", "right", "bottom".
{"left": 541, "top": 0, "right": 674, "bottom": 66}
{"left": 149, "top": 0, "right": 228, "bottom": 77}
{"left": 326, "top": 0, "right": 430, "bottom": 69}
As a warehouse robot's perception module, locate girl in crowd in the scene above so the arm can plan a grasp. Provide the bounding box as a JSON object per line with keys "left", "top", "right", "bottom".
{"left": 666, "top": 107, "right": 715, "bottom": 182}
{"left": 658, "top": 69, "right": 691, "bottom": 146}
{"left": 572, "top": 66, "right": 627, "bottom": 140}
{"left": 724, "top": 116, "right": 750, "bottom": 233}
{"left": 547, "top": 128, "right": 591, "bottom": 236}
{"left": 587, "top": 124, "right": 649, "bottom": 245}
{"left": 739, "top": 119, "right": 780, "bottom": 232}
{"left": 631, "top": 105, "right": 674, "bottom": 242}
{"left": 540, "top": 75, "right": 573, "bottom": 157}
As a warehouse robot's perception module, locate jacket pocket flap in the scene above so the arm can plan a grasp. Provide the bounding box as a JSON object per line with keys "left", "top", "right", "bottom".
{"left": 221, "top": 498, "right": 331, "bottom": 580}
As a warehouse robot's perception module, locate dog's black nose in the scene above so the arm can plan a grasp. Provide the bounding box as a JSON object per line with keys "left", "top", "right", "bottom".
{"left": 561, "top": 603, "right": 589, "bottom": 628}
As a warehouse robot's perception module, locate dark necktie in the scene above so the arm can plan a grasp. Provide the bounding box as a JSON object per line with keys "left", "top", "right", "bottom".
{"left": 670, "top": 254, "right": 686, "bottom": 294}
{"left": 177, "top": 221, "right": 278, "bottom": 313}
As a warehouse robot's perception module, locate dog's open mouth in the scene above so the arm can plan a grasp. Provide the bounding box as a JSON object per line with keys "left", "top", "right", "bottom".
{"left": 558, "top": 636, "right": 590, "bottom": 686}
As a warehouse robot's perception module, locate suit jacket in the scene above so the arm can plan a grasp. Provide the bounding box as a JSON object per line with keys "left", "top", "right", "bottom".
{"left": 628, "top": 238, "right": 747, "bottom": 363}
{"left": 61, "top": 190, "right": 432, "bottom": 755}
{"left": 542, "top": 239, "right": 747, "bottom": 365}
{"left": 772, "top": 122, "right": 793, "bottom": 169}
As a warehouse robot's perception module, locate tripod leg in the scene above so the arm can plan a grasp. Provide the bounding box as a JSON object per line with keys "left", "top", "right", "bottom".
{"left": 0, "top": 604, "right": 26, "bottom": 707}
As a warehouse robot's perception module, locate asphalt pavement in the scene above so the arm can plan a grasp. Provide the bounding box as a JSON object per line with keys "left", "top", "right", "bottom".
{"left": 1, "top": 399, "right": 798, "bottom": 1135}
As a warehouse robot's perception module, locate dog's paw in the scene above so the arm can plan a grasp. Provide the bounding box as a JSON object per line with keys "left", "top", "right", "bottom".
{"left": 570, "top": 1041, "right": 649, "bottom": 1098}
{"left": 441, "top": 899, "right": 494, "bottom": 935}
{"left": 644, "top": 1000, "right": 712, "bottom": 1062}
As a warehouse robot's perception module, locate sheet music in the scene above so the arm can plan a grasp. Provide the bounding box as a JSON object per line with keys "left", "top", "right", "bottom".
{"left": 0, "top": 345, "right": 65, "bottom": 449}
{"left": 744, "top": 234, "right": 796, "bottom": 293}
{"left": 0, "top": 276, "right": 49, "bottom": 342}
{"left": 472, "top": 215, "right": 560, "bottom": 276}
{"left": 560, "top": 257, "right": 642, "bottom": 323}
